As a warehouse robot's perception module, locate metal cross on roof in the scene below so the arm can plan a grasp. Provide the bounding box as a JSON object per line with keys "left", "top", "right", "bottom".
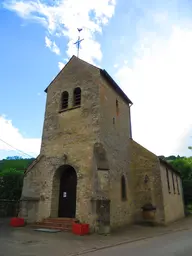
{"left": 74, "top": 28, "right": 84, "bottom": 58}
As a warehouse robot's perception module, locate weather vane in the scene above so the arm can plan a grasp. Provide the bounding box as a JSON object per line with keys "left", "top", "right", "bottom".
{"left": 74, "top": 28, "right": 84, "bottom": 58}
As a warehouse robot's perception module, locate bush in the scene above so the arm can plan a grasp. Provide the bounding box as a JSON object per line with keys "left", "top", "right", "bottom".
{"left": 0, "top": 168, "right": 24, "bottom": 200}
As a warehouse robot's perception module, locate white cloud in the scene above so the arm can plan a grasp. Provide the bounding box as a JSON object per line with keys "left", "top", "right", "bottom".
{"left": 52, "top": 42, "right": 60, "bottom": 55}
{"left": 3, "top": 0, "right": 116, "bottom": 64}
{"left": 0, "top": 115, "right": 41, "bottom": 159}
{"left": 113, "top": 63, "right": 119, "bottom": 68}
{"left": 58, "top": 61, "right": 65, "bottom": 70}
{"left": 153, "top": 12, "right": 168, "bottom": 25}
{"left": 45, "top": 36, "right": 52, "bottom": 48}
{"left": 45, "top": 36, "right": 60, "bottom": 55}
{"left": 115, "top": 25, "right": 192, "bottom": 157}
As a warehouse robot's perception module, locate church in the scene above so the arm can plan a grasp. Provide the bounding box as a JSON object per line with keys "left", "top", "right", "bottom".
{"left": 19, "top": 55, "right": 185, "bottom": 232}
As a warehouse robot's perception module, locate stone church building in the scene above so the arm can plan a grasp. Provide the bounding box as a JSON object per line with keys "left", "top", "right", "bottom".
{"left": 19, "top": 56, "right": 184, "bottom": 232}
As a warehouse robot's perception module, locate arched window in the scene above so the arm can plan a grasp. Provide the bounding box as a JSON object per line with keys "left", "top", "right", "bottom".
{"left": 61, "top": 91, "right": 69, "bottom": 110}
{"left": 73, "top": 87, "right": 81, "bottom": 106}
{"left": 121, "top": 175, "right": 127, "bottom": 201}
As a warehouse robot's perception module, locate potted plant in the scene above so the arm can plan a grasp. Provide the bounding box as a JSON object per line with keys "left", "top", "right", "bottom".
{"left": 141, "top": 203, "right": 156, "bottom": 221}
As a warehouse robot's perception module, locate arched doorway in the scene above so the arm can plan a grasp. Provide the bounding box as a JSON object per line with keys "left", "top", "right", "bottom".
{"left": 58, "top": 165, "right": 77, "bottom": 218}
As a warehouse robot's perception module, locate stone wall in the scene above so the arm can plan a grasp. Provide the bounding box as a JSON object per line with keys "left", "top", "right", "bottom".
{"left": 20, "top": 57, "right": 135, "bottom": 230}
{"left": 128, "top": 140, "right": 165, "bottom": 224}
{"left": 160, "top": 163, "right": 185, "bottom": 223}
{"left": 99, "top": 76, "right": 134, "bottom": 229}
{"left": 20, "top": 57, "right": 103, "bottom": 228}
{"left": 19, "top": 155, "right": 64, "bottom": 223}
{"left": 40, "top": 56, "right": 101, "bottom": 156}
{"left": 19, "top": 56, "right": 185, "bottom": 232}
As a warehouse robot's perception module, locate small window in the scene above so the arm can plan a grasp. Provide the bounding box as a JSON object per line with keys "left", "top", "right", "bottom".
{"left": 121, "top": 175, "right": 127, "bottom": 201}
{"left": 172, "top": 171, "right": 176, "bottom": 194}
{"left": 116, "top": 99, "right": 119, "bottom": 116}
{"left": 61, "top": 91, "right": 69, "bottom": 109}
{"left": 176, "top": 175, "right": 180, "bottom": 194}
{"left": 166, "top": 168, "right": 171, "bottom": 193}
{"left": 73, "top": 87, "right": 81, "bottom": 106}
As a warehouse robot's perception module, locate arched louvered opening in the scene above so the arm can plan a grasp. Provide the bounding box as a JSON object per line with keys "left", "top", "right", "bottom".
{"left": 73, "top": 87, "right": 81, "bottom": 106}
{"left": 61, "top": 91, "right": 69, "bottom": 110}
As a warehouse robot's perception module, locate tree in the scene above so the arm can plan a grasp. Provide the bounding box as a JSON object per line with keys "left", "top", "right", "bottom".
{"left": 171, "top": 157, "right": 192, "bottom": 181}
{"left": 0, "top": 168, "right": 24, "bottom": 200}
{"left": 167, "top": 155, "right": 192, "bottom": 206}
{"left": 6, "top": 156, "right": 23, "bottom": 160}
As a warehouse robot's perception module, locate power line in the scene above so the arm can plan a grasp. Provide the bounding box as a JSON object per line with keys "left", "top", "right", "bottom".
{"left": 0, "top": 137, "right": 35, "bottom": 158}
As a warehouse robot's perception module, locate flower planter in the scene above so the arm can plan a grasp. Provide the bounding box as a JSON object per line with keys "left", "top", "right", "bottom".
{"left": 72, "top": 222, "right": 89, "bottom": 235}
{"left": 10, "top": 217, "right": 25, "bottom": 227}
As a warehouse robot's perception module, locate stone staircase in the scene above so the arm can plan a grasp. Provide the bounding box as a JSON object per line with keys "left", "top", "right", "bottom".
{"left": 32, "top": 218, "right": 75, "bottom": 231}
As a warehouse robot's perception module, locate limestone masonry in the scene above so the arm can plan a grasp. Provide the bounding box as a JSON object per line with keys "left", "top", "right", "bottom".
{"left": 19, "top": 56, "right": 185, "bottom": 232}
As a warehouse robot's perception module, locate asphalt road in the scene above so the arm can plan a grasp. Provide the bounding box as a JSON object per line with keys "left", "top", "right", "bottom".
{"left": 87, "top": 229, "right": 192, "bottom": 256}
{"left": 1, "top": 217, "right": 192, "bottom": 256}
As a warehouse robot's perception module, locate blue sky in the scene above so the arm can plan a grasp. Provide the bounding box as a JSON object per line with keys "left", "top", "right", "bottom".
{"left": 1, "top": 0, "right": 192, "bottom": 159}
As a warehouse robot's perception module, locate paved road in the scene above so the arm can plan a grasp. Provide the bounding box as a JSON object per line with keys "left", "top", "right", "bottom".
{"left": 1, "top": 217, "right": 192, "bottom": 256}
{"left": 87, "top": 229, "right": 192, "bottom": 256}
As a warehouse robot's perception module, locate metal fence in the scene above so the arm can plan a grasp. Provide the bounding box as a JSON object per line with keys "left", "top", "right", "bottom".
{"left": 0, "top": 199, "right": 20, "bottom": 217}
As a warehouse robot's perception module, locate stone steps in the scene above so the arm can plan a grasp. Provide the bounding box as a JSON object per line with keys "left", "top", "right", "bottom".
{"left": 32, "top": 218, "right": 76, "bottom": 231}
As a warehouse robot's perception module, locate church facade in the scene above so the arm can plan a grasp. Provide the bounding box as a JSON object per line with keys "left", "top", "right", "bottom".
{"left": 19, "top": 56, "right": 185, "bottom": 232}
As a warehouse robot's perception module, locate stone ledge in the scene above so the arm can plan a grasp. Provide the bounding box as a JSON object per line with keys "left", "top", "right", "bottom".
{"left": 58, "top": 105, "right": 81, "bottom": 113}
{"left": 91, "top": 197, "right": 111, "bottom": 201}
{"left": 20, "top": 197, "right": 40, "bottom": 202}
